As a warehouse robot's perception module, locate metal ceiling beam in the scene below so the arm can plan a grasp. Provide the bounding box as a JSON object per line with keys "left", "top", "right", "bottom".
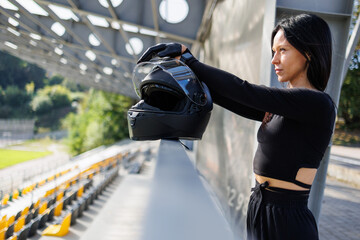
{"left": 0, "top": 0, "right": 207, "bottom": 95}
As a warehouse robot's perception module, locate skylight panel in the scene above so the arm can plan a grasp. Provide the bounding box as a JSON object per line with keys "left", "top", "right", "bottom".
{"left": 7, "top": 27, "right": 20, "bottom": 36}
{"left": 54, "top": 47, "right": 63, "bottom": 55}
{"left": 87, "top": 15, "right": 109, "bottom": 28}
{"left": 0, "top": 0, "right": 19, "bottom": 11}
{"left": 5, "top": 41, "right": 18, "bottom": 49}
{"left": 140, "top": 28, "right": 158, "bottom": 37}
{"left": 29, "top": 40, "right": 37, "bottom": 46}
{"left": 122, "top": 24, "right": 138, "bottom": 33}
{"left": 89, "top": 33, "right": 101, "bottom": 46}
{"left": 60, "top": 58, "right": 67, "bottom": 64}
{"left": 111, "top": 59, "right": 118, "bottom": 65}
{"left": 85, "top": 50, "right": 96, "bottom": 61}
{"left": 125, "top": 38, "right": 143, "bottom": 55}
{"left": 48, "top": 4, "right": 79, "bottom": 21}
{"left": 29, "top": 33, "right": 41, "bottom": 40}
{"left": 98, "top": 0, "right": 123, "bottom": 8}
{"left": 79, "top": 63, "right": 88, "bottom": 71}
{"left": 8, "top": 17, "right": 19, "bottom": 27}
{"left": 103, "top": 67, "right": 113, "bottom": 75}
{"left": 15, "top": 0, "right": 49, "bottom": 16}
{"left": 111, "top": 21, "right": 121, "bottom": 30}
{"left": 51, "top": 22, "right": 66, "bottom": 36}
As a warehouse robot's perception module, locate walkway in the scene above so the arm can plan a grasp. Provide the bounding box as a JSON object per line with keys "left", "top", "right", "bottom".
{"left": 318, "top": 145, "right": 360, "bottom": 239}
{"left": 319, "top": 177, "right": 360, "bottom": 240}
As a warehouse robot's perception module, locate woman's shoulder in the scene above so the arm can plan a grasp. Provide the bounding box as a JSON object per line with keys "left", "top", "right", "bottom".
{"left": 287, "top": 88, "right": 336, "bottom": 115}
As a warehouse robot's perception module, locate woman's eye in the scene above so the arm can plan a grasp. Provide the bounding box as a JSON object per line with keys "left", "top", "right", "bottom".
{"left": 280, "top": 48, "right": 286, "bottom": 52}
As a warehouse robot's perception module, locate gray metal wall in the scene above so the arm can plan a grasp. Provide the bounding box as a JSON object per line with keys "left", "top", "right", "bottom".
{"left": 194, "top": 0, "right": 354, "bottom": 239}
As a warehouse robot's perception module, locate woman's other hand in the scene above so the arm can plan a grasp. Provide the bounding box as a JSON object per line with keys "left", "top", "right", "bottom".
{"left": 137, "top": 43, "right": 187, "bottom": 64}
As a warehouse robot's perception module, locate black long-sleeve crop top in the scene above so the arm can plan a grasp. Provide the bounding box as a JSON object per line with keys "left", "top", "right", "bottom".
{"left": 188, "top": 60, "right": 336, "bottom": 188}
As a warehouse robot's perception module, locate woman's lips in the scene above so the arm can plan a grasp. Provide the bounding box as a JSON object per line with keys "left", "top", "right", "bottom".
{"left": 275, "top": 68, "right": 282, "bottom": 74}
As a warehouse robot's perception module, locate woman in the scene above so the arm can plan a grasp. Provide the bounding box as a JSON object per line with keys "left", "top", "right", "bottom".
{"left": 137, "top": 14, "right": 335, "bottom": 240}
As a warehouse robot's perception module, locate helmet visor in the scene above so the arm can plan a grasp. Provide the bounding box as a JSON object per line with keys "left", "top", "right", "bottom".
{"left": 132, "top": 58, "right": 207, "bottom": 106}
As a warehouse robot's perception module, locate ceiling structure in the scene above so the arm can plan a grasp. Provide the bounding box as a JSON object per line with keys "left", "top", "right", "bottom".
{"left": 0, "top": 0, "right": 215, "bottom": 98}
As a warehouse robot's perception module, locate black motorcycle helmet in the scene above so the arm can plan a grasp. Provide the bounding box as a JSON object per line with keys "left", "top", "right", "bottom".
{"left": 128, "top": 58, "right": 213, "bottom": 140}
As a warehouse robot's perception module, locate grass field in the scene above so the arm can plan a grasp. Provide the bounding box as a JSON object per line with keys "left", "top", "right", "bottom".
{"left": 0, "top": 149, "right": 52, "bottom": 169}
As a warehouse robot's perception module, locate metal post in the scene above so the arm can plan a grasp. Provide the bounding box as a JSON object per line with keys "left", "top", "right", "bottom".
{"left": 308, "top": 146, "right": 331, "bottom": 220}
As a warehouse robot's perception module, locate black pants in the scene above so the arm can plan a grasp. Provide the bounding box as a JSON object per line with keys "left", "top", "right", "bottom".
{"left": 246, "top": 181, "right": 319, "bottom": 240}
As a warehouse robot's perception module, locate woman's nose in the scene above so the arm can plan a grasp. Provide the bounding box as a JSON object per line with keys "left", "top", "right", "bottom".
{"left": 271, "top": 52, "right": 279, "bottom": 65}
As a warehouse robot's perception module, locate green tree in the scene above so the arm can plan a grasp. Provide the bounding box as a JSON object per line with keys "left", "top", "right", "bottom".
{"left": 48, "top": 74, "right": 64, "bottom": 86}
{"left": 0, "top": 85, "right": 32, "bottom": 118}
{"left": 63, "top": 89, "right": 134, "bottom": 155}
{"left": 36, "top": 85, "right": 71, "bottom": 109}
{"left": 338, "top": 68, "right": 360, "bottom": 129}
{"left": 0, "top": 51, "right": 46, "bottom": 90}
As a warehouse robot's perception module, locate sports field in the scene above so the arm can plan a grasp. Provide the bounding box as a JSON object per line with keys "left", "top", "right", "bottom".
{"left": 0, "top": 149, "right": 52, "bottom": 169}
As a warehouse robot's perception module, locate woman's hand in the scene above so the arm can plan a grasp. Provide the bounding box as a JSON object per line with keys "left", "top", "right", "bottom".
{"left": 137, "top": 43, "right": 187, "bottom": 64}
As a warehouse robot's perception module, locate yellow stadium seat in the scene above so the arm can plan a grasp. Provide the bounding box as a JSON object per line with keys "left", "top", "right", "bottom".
{"left": 14, "top": 216, "right": 25, "bottom": 232}
{"left": 34, "top": 199, "right": 41, "bottom": 209}
{"left": 7, "top": 215, "right": 15, "bottom": 226}
{"left": 56, "top": 192, "right": 64, "bottom": 202}
{"left": 38, "top": 179, "right": 46, "bottom": 186}
{"left": 12, "top": 190, "right": 19, "bottom": 200}
{"left": 54, "top": 202, "right": 63, "bottom": 217}
{"left": 0, "top": 217, "right": 6, "bottom": 230}
{"left": 1, "top": 195, "right": 9, "bottom": 206}
{"left": 0, "top": 228, "right": 6, "bottom": 240}
{"left": 42, "top": 213, "right": 71, "bottom": 237}
{"left": 8, "top": 235, "right": 17, "bottom": 240}
{"left": 21, "top": 207, "right": 29, "bottom": 216}
{"left": 77, "top": 186, "right": 84, "bottom": 198}
{"left": 39, "top": 202, "right": 48, "bottom": 215}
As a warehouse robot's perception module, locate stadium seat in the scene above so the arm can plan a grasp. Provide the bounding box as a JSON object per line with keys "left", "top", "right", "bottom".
{"left": 24, "top": 213, "right": 32, "bottom": 225}
{"left": 54, "top": 201, "right": 63, "bottom": 217}
{"left": 56, "top": 191, "right": 64, "bottom": 202}
{"left": 69, "top": 206, "right": 79, "bottom": 226}
{"left": 38, "top": 202, "right": 48, "bottom": 215}
{"left": 26, "top": 219, "right": 39, "bottom": 237}
{"left": 14, "top": 216, "right": 25, "bottom": 233}
{"left": 12, "top": 190, "right": 19, "bottom": 200}
{"left": 0, "top": 228, "right": 5, "bottom": 240}
{"left": 14, "top": 212, "right": 21, "bottom": 221}
{"left": 0, "top": 217, "right": 6, "bottom": 230}
{"left": 5, "top": 223, "right": 14, "bottom": 239}
{"left": 32, "top": 208, "right": 39, "bottom": 219}
{"left": 7, "top": 235, "right": 16, "bottom": 240}
{"left": 77, "top": 186, "right": 84, "bottom": 198}
{"left": 15, "top": 225, "right": 29, "bottom": 240}
{"left": 47, "top": 207, "right": 55, "bottom": 222}
{"left": 7, "top": 215, "right": 15, "bottom": 227}
{"left": 34, "top": 199, "right": 41, "bottom": 209}
{"left": 37, "top": 212, "right": 48, "bottom": 229}
{"left": 42, "top": 213, "right": 71, "bottom": 237}
{"left": 1, "top": 194, "right": 9, "bottom": 206}
{"left": 63, "top": 195, "right": 71, "bottom": 209}
{"left": 21, "top": 207, "right": 29, "bottom": 217}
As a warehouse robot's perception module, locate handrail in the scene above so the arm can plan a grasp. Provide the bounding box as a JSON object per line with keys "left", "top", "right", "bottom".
{"left": 141, "top": 139, "right": 234, "bottom": 240}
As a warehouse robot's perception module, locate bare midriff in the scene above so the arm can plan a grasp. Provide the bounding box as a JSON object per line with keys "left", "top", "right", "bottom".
{"left": 255, "top": 167, "right": 317, "bottom": 191}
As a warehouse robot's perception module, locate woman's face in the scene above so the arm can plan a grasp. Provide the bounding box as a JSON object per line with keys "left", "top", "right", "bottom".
{"left": 271, "top": 29, "right": 309, "bottom": 88}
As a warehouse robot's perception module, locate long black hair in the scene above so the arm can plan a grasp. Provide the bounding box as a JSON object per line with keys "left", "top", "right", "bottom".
{"left": 271, "top": 14, "right": 332, "bottom": 91}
